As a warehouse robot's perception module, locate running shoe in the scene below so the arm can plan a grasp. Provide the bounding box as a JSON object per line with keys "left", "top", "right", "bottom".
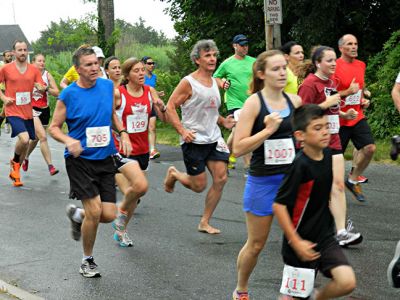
{"left": 22, "top": 159, "right": 29, "bottom": 172}
{"left": 66, "top": 204, "right": 82, "bottom": 241}
{"left": 112, "top": 213, "right": 127, "bottom": 232}
{"left": 149, "top": 149, "right": 160, "bottom": 159}
{"left": 49, "top": 165, "right": 59, "bottom": 176}
{"left": 228, "top": 155, "right": 236, "bottom": 169}
{"left": 113, "top": 230, "right": 134, "bottom": 247}
{"left": 387, "top": 240, "right": 400, "bottom": 288}
{"left": 337, "top": 219, "right": 363, "bottom": 247}
{"left": 349, "top": 170, "right": 368, "bottom": 183}
{"left": 9, "top": 159, "right": 23, "bottom": 187}
{"left": 345, "top": 179, "right": 365, "bottom": 202}
{"left": 80, "top": 257, "right": 101, "bottom": 278}
{"left": 232, "top": 289, "right": 249, "bottom": 300}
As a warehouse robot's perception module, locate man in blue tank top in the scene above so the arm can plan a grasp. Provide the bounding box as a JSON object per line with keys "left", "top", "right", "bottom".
{"left": 49, "top": 47, "right": 130, "bottom": 278}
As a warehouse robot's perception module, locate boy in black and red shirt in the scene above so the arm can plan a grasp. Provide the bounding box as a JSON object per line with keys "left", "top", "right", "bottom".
{"left": 273, "top": 104, "right": 356, "bottom": 299}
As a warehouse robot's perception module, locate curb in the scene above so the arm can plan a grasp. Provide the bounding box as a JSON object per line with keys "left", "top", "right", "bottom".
{"left": 0, "top": 280, "right": 44, "bottom": 300}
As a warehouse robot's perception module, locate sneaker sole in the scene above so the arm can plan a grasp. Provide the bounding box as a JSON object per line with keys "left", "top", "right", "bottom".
{"left": 79, "top": 269, "right": 101, "bottom": 278}
{"left": 339, "top": 234, "right": 363, "bottom": 247}
{"left": 50, "top": 170, "right": 59, "bottom": 176}
{"left": 113, "top": 232, "right": 133, "bottom": 247}
{"left": 150, "top": 153, "right": 160, "bottom": 159}
{"left": 387, "top": 241, "right": 400, "bottom": 287}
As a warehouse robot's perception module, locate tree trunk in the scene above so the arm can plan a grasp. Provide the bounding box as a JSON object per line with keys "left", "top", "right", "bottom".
{"left": 98, "top": 0, "right": 115, "bottom": 57}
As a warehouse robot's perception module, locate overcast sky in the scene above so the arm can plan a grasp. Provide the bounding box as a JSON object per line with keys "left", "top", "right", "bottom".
{"left": 0, "top": 0, "right": 177, "bottom": 42}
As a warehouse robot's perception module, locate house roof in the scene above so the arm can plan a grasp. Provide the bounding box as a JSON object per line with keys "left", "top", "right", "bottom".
{"left": 0, "top": 24, "right": 33, "bottom": 54}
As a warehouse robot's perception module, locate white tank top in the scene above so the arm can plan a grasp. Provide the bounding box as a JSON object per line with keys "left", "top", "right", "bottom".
{"left": 180, "top": 75, "right": 222, "bottom": 144}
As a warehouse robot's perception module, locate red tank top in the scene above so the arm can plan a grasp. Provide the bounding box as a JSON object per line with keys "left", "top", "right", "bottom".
{"left": 114, "top": 84, "right": 152, "bottom": 156}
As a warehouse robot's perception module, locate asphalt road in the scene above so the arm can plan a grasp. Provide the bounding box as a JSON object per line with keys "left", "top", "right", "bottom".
{"left": 0, "top": 133, "right": 399, "bottom": 299}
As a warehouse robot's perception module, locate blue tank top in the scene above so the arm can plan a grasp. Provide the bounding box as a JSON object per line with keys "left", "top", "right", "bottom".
{"left": 249, "top": 91, "right": 295, "bottom": 176}
{"left": 58, "top": 78, "right": 116, "bottom": 160}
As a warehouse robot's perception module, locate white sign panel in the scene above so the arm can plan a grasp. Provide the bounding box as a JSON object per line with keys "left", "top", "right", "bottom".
{"left": 265, "top": 0, "right": 283, "bottom": 24}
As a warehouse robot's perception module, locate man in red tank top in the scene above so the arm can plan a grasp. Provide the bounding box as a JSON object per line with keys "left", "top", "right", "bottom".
{"left": 334, "top": 34, "right": 376, "bottom": 202}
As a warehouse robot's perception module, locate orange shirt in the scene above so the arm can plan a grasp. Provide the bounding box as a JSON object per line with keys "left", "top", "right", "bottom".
{"left": 0, "top": 62, "right": 45, "bottom": 119}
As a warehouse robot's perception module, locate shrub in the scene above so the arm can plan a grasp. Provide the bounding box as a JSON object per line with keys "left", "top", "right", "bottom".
{"left": 365, "top": 30, "right": 400, "bottom": 139}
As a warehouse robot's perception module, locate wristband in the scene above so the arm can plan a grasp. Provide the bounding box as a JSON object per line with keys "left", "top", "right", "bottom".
{"left": 161, "top": 105, "right": 167, "bottom": 113}
{"left": 119, "top": 129, "right": 128, "bottom": 135}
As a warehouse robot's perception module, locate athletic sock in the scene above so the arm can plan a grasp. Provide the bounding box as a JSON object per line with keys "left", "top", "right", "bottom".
{"left": 13, "top": 153, "right": 20, "bottom": 163}
{"left": 82, "top": 255, "right": 92, "bottom": 262}
{"left": 337, "top": 229, "right": 347, "bottom": 236}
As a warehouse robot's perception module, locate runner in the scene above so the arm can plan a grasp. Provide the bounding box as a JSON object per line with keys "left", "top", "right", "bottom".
{"left": 298, "top": 46, "right": 362, "bottom": 247}
{"left": 111, "top": 57, "right": 167, "bottom": 247}
{"left": 49, "top": 47, "right": 131, "bottom": 277}
{"left": 334, "top": 34, "right": 376, "bottom": 201}
{"left": 0, "top": 40, "right": 46, "bottom": 187}
{"left": 164, "top": 39, "right": 235, "bottom": 234}
{"left": 0, "top": 50, "right": 14, "bottom": 134}
{"left": 387, "top": 71, "right": 400, "bottom": 288}
{"left": 274, "top": 104, "right": 356, "bottom": 300}
{"left": 142, "top": 56, "right": 165, "bottom": 159}
{"left": 213, "top": 34, "right": 256, "bottom": 174}
{"left": 280, "top": 41, "right": 304, "bottom": 94}
{"left": 231, "top": 50, "right": 302, "bottom": 300}
{"left": 60, "top": 45, "right": 106, "bottom": 89}
{"left": 22, "top": 53, "right": 60, "bottom": 175}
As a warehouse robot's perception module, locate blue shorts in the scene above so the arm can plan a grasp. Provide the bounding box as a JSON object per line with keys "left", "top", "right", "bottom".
{"left": 8, "top": 116, "right": 35, "bottom": 139}
{"left": 243, "top": 174, "right": 285, "bottom": 216}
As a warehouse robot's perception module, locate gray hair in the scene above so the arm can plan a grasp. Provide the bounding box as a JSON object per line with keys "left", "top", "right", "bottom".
{"left": 190, "top": 39, "right": 219, "bottom": 64}
{"left": 72, "top": 47, "right": 95, "bottom": 67}
{"left": 338, "top": 34, "right": 356, "bottom": 47}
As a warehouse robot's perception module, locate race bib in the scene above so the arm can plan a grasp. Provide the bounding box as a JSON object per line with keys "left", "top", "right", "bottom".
{"left": 327, "top": 115, "right": 340, "bottom": 134}
{"left": 280, "top": 264, "right": 315, "bottom": 298}
{"left": 86, "top": 126, "right": 110, "bottom": 148}
{"left": 127, "top": 113, "right": 148, "bottom": 133}
{"left": 16, "top": 92, "right": 31, "bottom": 105}
{"left": 233, "top": 109, "right": 242, "bottom": 122}
{"left": 216, "top": 137, "right": 230, "bottom": 153}
{"left": 264, "top": 138, "right": 295, "bottom": 165}
{"left": 344, "top": 90, "right": 362, "bottom": 106}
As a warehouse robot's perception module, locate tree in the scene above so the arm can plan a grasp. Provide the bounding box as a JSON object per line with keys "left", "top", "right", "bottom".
{"left": 161, "top": 0, "right": 400, "bottom": 74}
{"left": 84, "top": 0, "right": 117, "bottom": 57}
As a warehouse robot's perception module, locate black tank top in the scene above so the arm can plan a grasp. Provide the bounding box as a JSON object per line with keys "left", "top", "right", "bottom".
{"left": 249, "top": 91, "right": 295, "bottom": 176}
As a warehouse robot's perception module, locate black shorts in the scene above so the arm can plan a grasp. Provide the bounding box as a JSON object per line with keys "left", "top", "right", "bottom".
{"left": 150, "top": 107, "right": 156, "bottom": 118}
{"left": 33, "top": 106, "right": 50, "bottom": 126}
{"left": 8, "top": 116, "right": 35, "bottom": 139}
{"left": 113, "top": 152, "right": 149, "bottom": 171}
{"left": 181, "top": 142, "right": 229, "bottom": 176}
{"left": 339, "top": 118, "right": 375, "bottom": 152}
{"left": 283, "top": 238, "right": 350, "bottom": 279}
{"left": 65, "top": 156, "right": 117, "bottom": 203}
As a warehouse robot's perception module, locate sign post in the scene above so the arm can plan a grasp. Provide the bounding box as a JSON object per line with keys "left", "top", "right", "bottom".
{"left": 264, "top": 0, "right": 282, "bottom": 50}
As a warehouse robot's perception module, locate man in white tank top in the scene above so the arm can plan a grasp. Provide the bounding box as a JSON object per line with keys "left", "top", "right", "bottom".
{"left": 163, "top": 40, "right": 235, "bottom": 234}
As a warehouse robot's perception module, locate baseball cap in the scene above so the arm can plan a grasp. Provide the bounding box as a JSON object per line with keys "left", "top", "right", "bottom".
{"left": 232, "top": 34, "right": 248, "bottom": 46}
{"left": 92, "top": 46, "right": 105, "bottom": 58}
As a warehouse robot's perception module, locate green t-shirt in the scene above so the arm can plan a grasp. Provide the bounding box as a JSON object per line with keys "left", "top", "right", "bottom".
{"left": 213, "top": 55, "right": 256, "bottom": 111}
{"left": 284, "top": 67, "right": 299, "bottom": 94}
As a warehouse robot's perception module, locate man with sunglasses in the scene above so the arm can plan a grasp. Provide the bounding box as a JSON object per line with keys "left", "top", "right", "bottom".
{"left": 142, "top": 56, "right": 165, "bottom": 160}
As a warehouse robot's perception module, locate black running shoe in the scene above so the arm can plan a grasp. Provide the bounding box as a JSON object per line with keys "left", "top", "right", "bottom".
{"left": 66, "top": 204, "right": 82, "bottom": 241}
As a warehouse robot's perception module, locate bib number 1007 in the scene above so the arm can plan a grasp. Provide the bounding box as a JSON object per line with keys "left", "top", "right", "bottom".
{"left": 264, "top": 138, "right": 295, "bottom": 165}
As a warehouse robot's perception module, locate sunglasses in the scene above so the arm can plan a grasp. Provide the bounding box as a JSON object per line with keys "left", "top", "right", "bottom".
{"left": 146, "top": 62, "right": 155, "bottom": 65}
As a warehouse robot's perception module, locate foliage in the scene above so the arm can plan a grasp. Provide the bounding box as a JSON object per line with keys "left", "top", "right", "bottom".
{"left": 32, "top": 16, "right": 98, "bottom": 55}
{"left": 365, "top": 30, "right": 400, "bottom": 139}
{"left": 161, "top": 0, "right": 400, "bottom": 71}
{"left": 116, "top": 18, "right": 169, "bottom": 47}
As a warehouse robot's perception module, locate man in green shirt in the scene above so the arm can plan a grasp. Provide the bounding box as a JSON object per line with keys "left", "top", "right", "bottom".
{"left": 213, "top": 34, "right": 255, "bottom": 174}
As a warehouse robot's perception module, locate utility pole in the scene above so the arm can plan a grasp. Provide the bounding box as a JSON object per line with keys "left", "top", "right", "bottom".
{"left": 264, "top": 0, "right": 282, "bottom": 50}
